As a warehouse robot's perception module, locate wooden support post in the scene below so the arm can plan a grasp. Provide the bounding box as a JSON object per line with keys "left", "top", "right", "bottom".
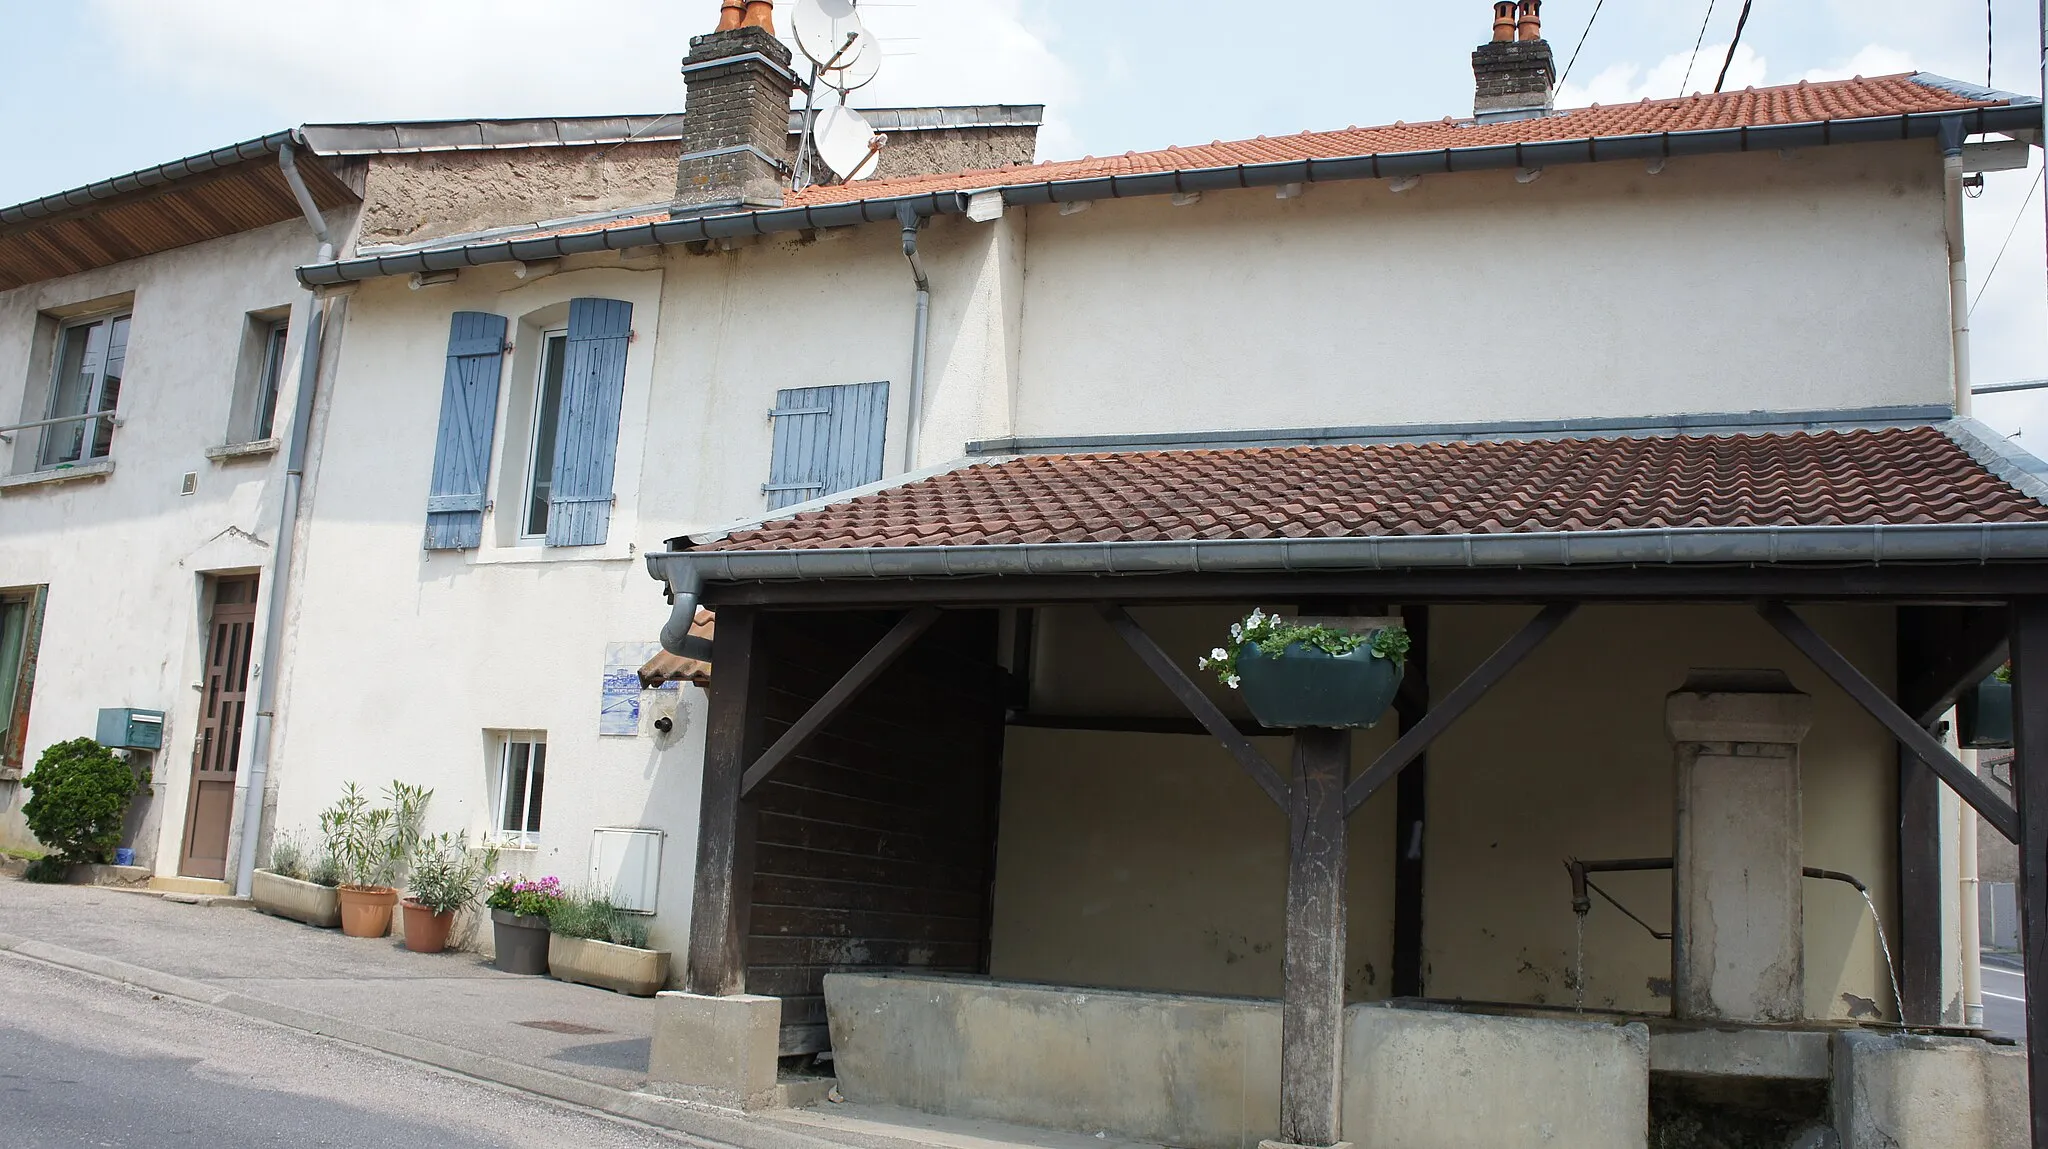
{"left": 1280, "top": 727, "right": 1350, "bottom": 1149}
{"left": 739, "top": 606, "right": 940, "bottom": 797}
{"left": 687, "top": 605, "right": 763, "bottom": 996}
{"left": 1392, "top": 605, "right": 1430, "bottom": 999}
{"left": 1759, "top": 601, "right": 2020, "bottom": 842}
{"left": 2009, "top": 598, "right": 2048, "bottom": 1148}
{"left": 1096, "top": 603, "right": 1290, "bottom": 810}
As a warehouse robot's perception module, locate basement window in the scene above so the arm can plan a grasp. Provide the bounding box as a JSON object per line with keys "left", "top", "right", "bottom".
{"left": 493, "top": 734, "right": 547, "bottom": 846}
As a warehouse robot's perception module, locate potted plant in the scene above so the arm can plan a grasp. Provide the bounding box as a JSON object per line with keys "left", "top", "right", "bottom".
{"left": 1199, "top": 608, "right": 1411, "bottom": 729}
{"left": 546, "top": 889, "right": 672, "bottom": 996}
{"left": 252, "top": 828, "right": 343, "bottom": 927}
{"left": 400, "top": 833, "right": 496, "bottom": 954}
{"left": 1960, "top": 664, "right": 2015, "bottom": 749}
{"left": 327, "top": 781, "right": 431, "bottom": 939}
{"left": 484, "top": 873, "right": 564, "bottom": 974}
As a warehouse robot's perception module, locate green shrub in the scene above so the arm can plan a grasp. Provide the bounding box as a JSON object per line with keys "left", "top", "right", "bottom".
{"left": 548, "top": 889, "right": 650, "bottom": 949}
{"left": 21, "top": 738, "right": 137, "bottom": 866}
{"left": 320, "top": 781, "right": 430, "bottom": 890}
{"left": 405, "top": 833, "right": 496, "bottom": 914}
{"left": 21, "top": 856, "right": 70, "bottom": 883}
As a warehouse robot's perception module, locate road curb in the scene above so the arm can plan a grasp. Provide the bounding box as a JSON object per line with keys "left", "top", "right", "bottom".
{"left": 0, "top": 931, "right": 864, "bottom": 1149}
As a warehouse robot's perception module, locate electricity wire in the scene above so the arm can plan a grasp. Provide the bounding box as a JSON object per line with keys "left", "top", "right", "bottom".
{"left": 1557, "top": 0, "right": 1609, "bottom": 89}
{"left": 1987, "top": 0, "right": 1994, "bottom": 88}
{"left": 1713, "top": 0, "right": 1755, "bottom": 93}
{"left": 1970, "top": 165, "right": 2045, "bottom": 317}
{"left": 1678, "top": 0, "right": 1722, "bottom": 98}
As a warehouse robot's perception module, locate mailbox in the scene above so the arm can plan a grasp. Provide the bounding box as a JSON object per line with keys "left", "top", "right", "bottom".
{"left": 96, "top": 708, "right": 165, "bottom": 751}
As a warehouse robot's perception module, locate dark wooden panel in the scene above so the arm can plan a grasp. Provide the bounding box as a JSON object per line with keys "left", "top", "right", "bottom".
{"left": 749, "top": 935, "right": 983, "bottom": 967}
{"left": 750, "top": 904, "right": 987, "bottom": 945}
{"left": 1392, "top": 605, "right": 1430, "bottom": 999}
{"left": 752, "top": 842, "right": 989, "bottom": 893}
{"left": 754, "top": 874, "right": 987, "bottom": 918}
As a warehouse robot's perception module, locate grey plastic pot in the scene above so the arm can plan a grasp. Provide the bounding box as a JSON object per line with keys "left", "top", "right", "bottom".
{"left": 491, "top": 909, "right": 552, "bottom": 975}
{"left": 1235, "top": 641, "right": 1404, "bottom": 729}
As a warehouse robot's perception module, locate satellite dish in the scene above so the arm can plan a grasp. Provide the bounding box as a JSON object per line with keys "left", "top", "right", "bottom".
{"left": 814, "top": 103, "right": 883, "bottom": 181}
{"left": 792, "top": 0, "right": 869, "bottom": 72}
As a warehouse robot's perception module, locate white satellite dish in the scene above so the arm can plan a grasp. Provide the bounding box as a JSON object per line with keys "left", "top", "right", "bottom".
{"left": 792, "top": 0, "right": 869, "bottom": 72}
{"left": 814, "top": 103, "right": 883, "bottom": 181}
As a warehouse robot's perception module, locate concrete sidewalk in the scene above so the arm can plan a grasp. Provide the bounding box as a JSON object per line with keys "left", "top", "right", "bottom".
{"left": 0, "top": 877, "right": 1154, "bottom": 1149}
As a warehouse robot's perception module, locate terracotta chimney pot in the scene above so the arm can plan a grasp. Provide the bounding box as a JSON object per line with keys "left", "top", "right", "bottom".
{"left": 716, "top": 0, "right": 744, "bottom": 31}
{"left": 741, "top": 0, "right": 775, "bottom": 33}
{"left": 1492, "top": 2, "right": 1517, "bottom": 43}
{"left": 1516, "top": 0, "right": 1543, "bottom": 41}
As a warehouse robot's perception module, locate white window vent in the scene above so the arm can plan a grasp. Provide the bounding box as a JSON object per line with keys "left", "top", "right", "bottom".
{"left": 590, "top": 827, "right": 664, "bottom": 914}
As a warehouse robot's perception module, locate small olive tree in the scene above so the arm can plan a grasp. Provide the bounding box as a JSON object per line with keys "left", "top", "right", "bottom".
{"left": 21, "top": 738, "right": 137, "bottom": 878}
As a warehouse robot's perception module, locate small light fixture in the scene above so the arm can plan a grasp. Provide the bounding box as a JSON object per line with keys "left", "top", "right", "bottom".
{"left": 1058, "top": 199, "right": 1094, "bottom": 216}
{"left": 1388, "top": 175, "right": 1422, "bottom": 194}
{"left": 513, "top": 259, "right": 561, "bottom": 280}
{"left": 409, "top": 269, "right": 459, "bottom": 289}
{"left": 1646, "top": 158, "right": 1668, "bottom": 176}
{"left": 1275, "top": 183, "right": 1304, "bottom": 200}
{"left": 1170, "top": 191, "right": 1203, "bottom": 207}
{"left": 1515, "top": 167, "right": 1543, "bottom": 184}
{"left": 966, "top": 191, "right": 1005, "bottom": 222}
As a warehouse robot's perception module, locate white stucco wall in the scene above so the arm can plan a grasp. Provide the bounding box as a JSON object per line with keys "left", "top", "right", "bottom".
{"left": 0, "top": 213, "right": 343, "bottom": 872}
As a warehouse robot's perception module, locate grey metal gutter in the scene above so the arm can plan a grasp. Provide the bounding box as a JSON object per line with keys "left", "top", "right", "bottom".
{"left": 789, "top": 104, "right": 1046, "bottom": 133}
{"left": 966, "top": 404, "right": 1956, "bottom": 456}
{"left": 295, "top": 97, "right": 2043, "bottom": 288}
{"left": 1942, "top": 418, "right": 2048, "bottom": 506}
{"left": 300, "top": 115, "right": 685, "bottom": 155}
{"left": 0, "top": 130, "right": 298, "bottom": 226}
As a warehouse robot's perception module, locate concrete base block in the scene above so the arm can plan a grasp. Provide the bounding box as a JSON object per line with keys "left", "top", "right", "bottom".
{"left": 1832, "top": 1031, "right": 2025, "bottom": 1149}
{"left": 647, "top": 991, "right": 781, "bottom": 1112}
{"left": 826, "top": 973, "right": 1282, "bottom": 1149}
{"left": 1259, "top": 1140, "right": 1351, "bottom": 1149}
{"left": 1343, "top": 1004, "right": 1651, "bottom": 1149}
{"left": 1650, "top": 1026, "right": 1832, "bottom": 1081}
{"left": 71, "top": 864, "right": 153, "bottom": 888}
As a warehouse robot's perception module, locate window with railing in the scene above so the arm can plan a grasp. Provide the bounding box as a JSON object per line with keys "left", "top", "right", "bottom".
{"left": 39, "top": 313, "right": 130, "bottom": 468}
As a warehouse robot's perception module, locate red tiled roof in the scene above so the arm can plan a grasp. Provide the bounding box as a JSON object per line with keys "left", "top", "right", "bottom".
{"left": 419, "top": 74, "right": 2001, "bottom": 252}
{"left": 789, "top": 73, "right": 1992, "bottom": 205}
{"left": 697, "top": 427, "right": 2048, "bottom": 552}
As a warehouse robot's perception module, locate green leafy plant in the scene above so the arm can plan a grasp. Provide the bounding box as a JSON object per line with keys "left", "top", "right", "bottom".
{"left": 322, "top": 781, "right": 432, "bottom": 891}
{"left": 1196, "top": 609, "right": 1411, "bottom": 689}
{"left": 21, "top": 737, "right": 138, "bottom": 868}
{"left": 549, "top": 889, "right": 651, "bottom": 949}
{"left": 485, "top": 873, "right": 566, "bottom": 919}
{"left": 1997, "top": 662, "right": 2014, "bottom": 684}
{"left": 406, "top": 833, "right": 498, "bottom": 915}
{"left": 265, "top": 828, "right": 341, "bottom": 887}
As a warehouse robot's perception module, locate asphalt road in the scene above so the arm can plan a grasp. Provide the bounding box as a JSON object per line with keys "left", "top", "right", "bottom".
{"left": 0, "top": 950, "right": 696, "bottom": 1149}
{"left": 1982, "top": 956, "right": 2027, "bottom": 1041}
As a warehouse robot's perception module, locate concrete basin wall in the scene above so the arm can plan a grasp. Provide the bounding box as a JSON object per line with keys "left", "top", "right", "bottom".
{"left": 824, "top": 973, "right": 1652, "bottom": 1149}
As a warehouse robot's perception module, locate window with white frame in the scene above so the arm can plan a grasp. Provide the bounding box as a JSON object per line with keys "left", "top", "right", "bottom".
{"left": 519, "top": 330, "right": 568, "bottom": 540}
{"left": 252, "top": 317, "right": 290, "bottom": 441}
{"left": 494, "top": 734, "right": 547, "bottom": 845}
{"left": 39, "top": 312, "right": 130, "bottom": 468}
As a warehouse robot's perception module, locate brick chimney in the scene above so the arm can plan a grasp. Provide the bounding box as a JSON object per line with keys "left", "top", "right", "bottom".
{"left": 1472, "top": 0, "right": 1556, "bottom": 123}
{"left": 673, "top": 0, "right": 798, "bottom": 215}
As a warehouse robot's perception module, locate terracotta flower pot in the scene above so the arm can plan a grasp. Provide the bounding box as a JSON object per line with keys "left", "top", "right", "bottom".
{"left": 336, "top": 885, "right": 399, "bottom": 938}
{"left": 401, "top": 899, "right": 457, "bottom": 954}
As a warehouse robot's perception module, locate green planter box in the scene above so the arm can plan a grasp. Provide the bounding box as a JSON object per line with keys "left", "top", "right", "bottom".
{"left": 1959, "top": 675, "right": 2013, "bottom": 749}
{"left": 1235, "top": 642, "right": 1403, "bottom": 729}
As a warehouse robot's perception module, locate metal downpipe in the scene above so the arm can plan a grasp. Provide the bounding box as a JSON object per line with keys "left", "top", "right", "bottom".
{"left": 1942, "top": 125, "right": 1974, "bottom": 418}
{"left": 232, "top": 139, "right": 333, "bottom": 897}
{"left": 898, "top": 204, "right": 931, "bottom": 473}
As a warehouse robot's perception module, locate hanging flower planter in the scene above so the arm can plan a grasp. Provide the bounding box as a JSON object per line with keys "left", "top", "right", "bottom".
{"left": 1200, "top": 609, "right": 1410, "bottom": 730}
{"left": 1959, "top": 666, "right": 2014, "bottom": 750}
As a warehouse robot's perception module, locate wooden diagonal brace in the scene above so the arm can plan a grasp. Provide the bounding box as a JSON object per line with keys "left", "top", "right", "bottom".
{"left": 1096, "top": 603, "right": 1290, "bottom": 810}
{"left": 738, "top": 606, "right": 941, "bottom": 798}
{"left": 1345, "top": 602, "right": 1578, "bottom": 816}
{"left": 1758, "top": 600, "right": 2019, "bottom": 843}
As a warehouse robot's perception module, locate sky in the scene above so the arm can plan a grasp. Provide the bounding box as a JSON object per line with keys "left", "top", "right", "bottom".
{"left": 1, "top": 0, "right": 2044, "bottom": 439}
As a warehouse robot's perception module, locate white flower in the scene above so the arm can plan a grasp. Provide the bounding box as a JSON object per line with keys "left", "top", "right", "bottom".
{"left": 1229, "top": 624, "right": 1243, "bottom": 641}
{"left": 1225, "top": 674, "right": 1242, "bottom": 689}
{"left": 1210, "top": 647, "right": 1228, "bottom": 661}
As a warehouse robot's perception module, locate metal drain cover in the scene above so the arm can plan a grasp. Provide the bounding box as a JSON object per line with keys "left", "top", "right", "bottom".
{"left": 517, "top": 1020, "right": 612, "bottom": 1035}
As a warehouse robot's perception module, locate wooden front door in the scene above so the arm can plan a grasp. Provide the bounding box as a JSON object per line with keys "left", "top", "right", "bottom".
{"left": 181, "top": 576, "right": 256, "bottom": 879}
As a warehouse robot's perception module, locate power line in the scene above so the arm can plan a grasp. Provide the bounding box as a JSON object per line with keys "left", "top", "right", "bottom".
{"left": 1970, "top": 165, "right": 2045, "bottom": 317}
{"left": 1986, "top": 0, "right": 1993, "bottom": 88}
{"left": 1557, "top": 0, "right": 1610, "bottom": 89}
{"left": 1713, "top": 0, "right": 1756, "bottom": 93}
{"left": 1678, "top": 0, "right": 1722, "bottom": 98}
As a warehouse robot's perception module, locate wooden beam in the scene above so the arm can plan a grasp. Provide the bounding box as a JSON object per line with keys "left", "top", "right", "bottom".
{"left": 1280, "top": 727, "right": 1349, "bottom": 1149}
{"left": 2009, "top": 598, "right": 2048, "bottom": 1148}
{"left": 699, "top": 564, "right": 2048, "bottom": 609}
{"left": 687, "top": 605, "right": 764, "bottom": 996}
{"left": 1345, "top": 603, "right": 1578, "bottom": 816}
{"left": 1095, "top": 603, "right": 1289, "bottom": 810}
{"left": 1899, "top": 605, "right": 2011, "bottom": 726}
{"left": 738, "top": 607, "right": 941, "bottom": 798}
{"left": 1391, "top": 605, "right": 1430, "bottom": 999}
{"left": 1759, "top": 601, "right": 2020, "bottom": 843}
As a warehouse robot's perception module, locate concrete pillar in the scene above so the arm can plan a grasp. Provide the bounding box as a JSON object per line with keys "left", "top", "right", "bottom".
{"left": 1666, "top": 670, "right": 1814, "bottom": 1024}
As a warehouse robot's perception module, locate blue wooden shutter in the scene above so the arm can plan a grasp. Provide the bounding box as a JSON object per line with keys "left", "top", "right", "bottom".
{"left": 546, "top": 298, "right": 633, "bottom": 546}
{"left": 764, "top": 381, "right": 890, "bottom": 510}
{"left": 423, "top": 312, "right": 508, "bottom": 550}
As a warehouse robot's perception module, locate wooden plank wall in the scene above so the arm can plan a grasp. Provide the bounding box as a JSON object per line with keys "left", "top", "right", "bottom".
{"left": 746, "top": 609, "right": 1006, "bottom": 1054}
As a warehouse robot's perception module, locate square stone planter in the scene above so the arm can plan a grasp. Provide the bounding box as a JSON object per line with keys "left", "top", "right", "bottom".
{"left": 251, "top": 869, "right": 342, "bottom": 928}
{"left": 548, "top": 934, "right": 672, "bottom": 996}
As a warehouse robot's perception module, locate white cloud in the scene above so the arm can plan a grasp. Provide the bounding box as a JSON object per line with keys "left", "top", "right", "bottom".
{"left": 83, "top": 0, "right": 1076, "bottom": 156}
{"left": 1798, "top": 45, "right": 1919, "bottom": 84}
{"left": 1558, "top": 44, "right": 1768, "bottom": 108}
